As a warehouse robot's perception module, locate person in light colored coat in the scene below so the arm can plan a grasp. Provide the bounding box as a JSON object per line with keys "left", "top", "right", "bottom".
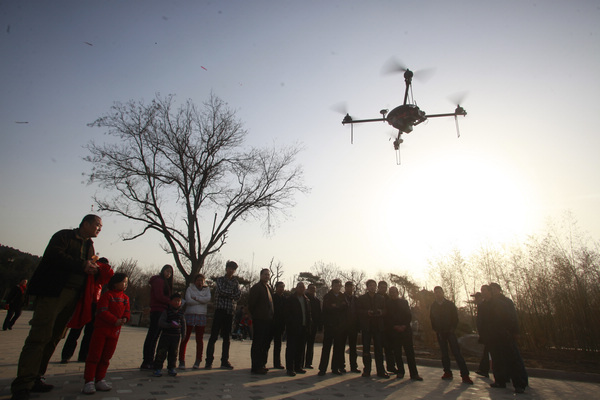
{"left": 178, "top": 274, "right": 211, "bottom": 369}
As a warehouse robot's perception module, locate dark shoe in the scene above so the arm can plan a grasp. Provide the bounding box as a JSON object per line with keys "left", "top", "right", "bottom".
{"left": 362, "top": 371, "right": 371, "bottom": 377}
{"left": 318, "top": 370, "right": 326, "bottom": 376}
{"left": 441, "top": 372, "right": 453, "bottom": 380}
{"left": 515, "top": 387, "right": 525, "bottom": 394}
{"left": 60, "top": 359, "right": 69, "bottom": 364}
{"left": 387, "top": 367, "right": 398, "bottom": 373}
{"left": 490, "top": 382, "right": 507, "bottom": 388}
{"left": 377, "top": 372, "right": 390, "bottom": 379}
{"left": 295, "top": 369, "right": 306, "bottom": 374}
{"left": 350, "top": 368, "right": 361, "bottom": 373}
{"left": 286, "top": 370, "right": 296, "bottom": 377}
{"left": 475, "top": 370, "right": 489, "bottom": 378}
{"left": 31, "top": 378, "right": 54, "bottom": 393}
{"left": 396, "top": 373, "right": 405, "bottom": 379}
{"left": 339, "top": 368, "right": 347, "bottom": 373}
{"left": 462, "top": 376, "right": 474, "bottom": 385}
{"left": 331, "top": 370, "right": 342, "bottom": 375}
{"left": 205, "top": 363, "right": 212, "bottom": 370}
{"left": 410, "top": 375, "right": 423, "bottom": 381}
{"left": 10, "top": 389, "right": 30, "bottom": 400}
{"left": 139, "top": 362, "right": 153, "bottom": 370}
{"left": 251, "top": 368, "right": 268, "bottom": 375}
{"left": 274, "top": 364, "right": 285, "bottom": 369}
{"left": 304, "top": 365, "right": 314, "bottom": 369}
{"left": 220, "top": 362, "right": 234, "bottom": 370}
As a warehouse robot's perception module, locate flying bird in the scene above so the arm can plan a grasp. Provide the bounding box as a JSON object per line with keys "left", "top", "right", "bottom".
{"left": 84, "top": 41, "right": 93, "bottom": 46}
{"left": 201, "top": 66, "right": 207, "bottom": 71}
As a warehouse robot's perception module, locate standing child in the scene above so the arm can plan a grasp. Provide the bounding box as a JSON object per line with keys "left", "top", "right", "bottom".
{"left": 153, "top": 293, "right": 186, "bottom": 377}
{"left": 82, "top": 273, "right": 130, "bottom": 394}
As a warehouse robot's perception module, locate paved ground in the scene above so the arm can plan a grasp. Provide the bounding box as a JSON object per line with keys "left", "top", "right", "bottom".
{"left": 1, "top": 311, "right": 599, "bottom": 400}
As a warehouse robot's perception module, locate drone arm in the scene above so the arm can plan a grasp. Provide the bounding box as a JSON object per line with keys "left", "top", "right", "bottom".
{"left": 341, "top": 117, "right": 387, "bottom": 125}
{"left": 424, "top": 112, "right": 462, "bottom": 118}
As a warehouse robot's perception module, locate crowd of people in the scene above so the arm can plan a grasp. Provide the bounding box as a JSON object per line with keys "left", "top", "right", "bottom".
{"left": 4, "top": 214, "right": 528, "bottom": 400}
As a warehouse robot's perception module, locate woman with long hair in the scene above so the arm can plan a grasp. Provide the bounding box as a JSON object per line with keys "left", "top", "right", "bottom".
{"left": 140, "top": 265, "right": 173, "bottom": 370}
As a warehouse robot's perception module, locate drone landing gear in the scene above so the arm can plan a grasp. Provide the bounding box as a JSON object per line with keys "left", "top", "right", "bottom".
{"left": 393, "top": 133, "right": 403, "bottom": 165}
{"left": 454, "top": 115, "right": 461, "bottom": 138}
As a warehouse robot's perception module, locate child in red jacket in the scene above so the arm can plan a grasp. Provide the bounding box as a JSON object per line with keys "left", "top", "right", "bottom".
{"left": 82, "top": 273, "right": 130, "bottom": 394}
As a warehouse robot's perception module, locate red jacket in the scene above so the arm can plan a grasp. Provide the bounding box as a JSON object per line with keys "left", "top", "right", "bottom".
{"left": 67, "top": 261, "right": 114, "bottom": 329}
{"left": 149, "top": 275, "right": 171, "bottom": 312}
{"left": 94, "top": 289, "right": 130, "bottom": 339}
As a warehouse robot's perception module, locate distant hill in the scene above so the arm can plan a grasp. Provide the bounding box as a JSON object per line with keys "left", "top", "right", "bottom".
{"left": 0, "top": 245, "right": 40, "bottom": 299}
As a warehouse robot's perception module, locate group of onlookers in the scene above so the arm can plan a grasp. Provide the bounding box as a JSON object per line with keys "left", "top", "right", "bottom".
{"left": 5, "top": 214, "right": 528, "bottom": 400}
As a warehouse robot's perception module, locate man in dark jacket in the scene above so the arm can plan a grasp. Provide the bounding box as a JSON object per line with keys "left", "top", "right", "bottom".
{"left": 271, "top": 281, "right": 286, "bottom": 369}
{"left": 11, "top": 215, "right": 102, "bottom": 400}
{"left": 488, "top": 282, "right": 528, "bottom": 394}
{"left": 474, "top": 286, "right": 492, "bottom": 377}
{"left": 356, "top": 279, "right": 389, "bottom": 378}
{"left": 429, "top": 286, "right": 473, "bottom": 384}
{"left": 343, "top": 281, "right": 360, "bottom": 373}
{"left": 285, "top": 282, "right": 311, "bottom": 376}
{"left": 386, "top": 286, "right": 422, "bottom": 380}
{"left": 304, "top": 283, "right": 322, "bottom": 369}
{"left": 318, "top": 279, "right": 348, "bottom": 376}
{"left": 248, "top": 269, "right": 274, "bottom": 374}
{"left": 3, "top": 278, "right": 28, "bottom": 331}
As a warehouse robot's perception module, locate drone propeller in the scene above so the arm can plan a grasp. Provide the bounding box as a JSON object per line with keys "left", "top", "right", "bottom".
{"left": 381, "top": 57, "right": 436, "bottom": 82}
{"left": 448, "top": 90, "right": 469, "bottom": 107}
{"left": 331, "top": 101, "right": 358, "bottom": 143}
{"left": 446, "top": 91, "right": 469, "bottom": 138}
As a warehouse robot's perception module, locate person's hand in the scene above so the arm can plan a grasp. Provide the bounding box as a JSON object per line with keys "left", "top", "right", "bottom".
{"left": 115, "top": 318, "right": 125, "bottom": 326}
{"left": 84, "top": 260, "right": 98, "bottom": 275}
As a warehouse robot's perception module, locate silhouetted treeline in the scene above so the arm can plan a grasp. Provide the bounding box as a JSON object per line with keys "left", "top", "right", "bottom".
{"left": 430, "top": 215, "right": 600, "bottom": 355}
{"left": 0, "top": 245, "right": 40, "bottom": 304}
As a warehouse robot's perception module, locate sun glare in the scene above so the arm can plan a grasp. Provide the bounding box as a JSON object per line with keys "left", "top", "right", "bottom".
{"left": 372, "top": 153, "right": 537, "bottom": 272}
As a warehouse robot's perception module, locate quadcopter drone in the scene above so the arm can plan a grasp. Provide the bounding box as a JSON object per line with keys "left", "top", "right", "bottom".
{"left": 340, "top": 64, "right": 467, "bottom": 164}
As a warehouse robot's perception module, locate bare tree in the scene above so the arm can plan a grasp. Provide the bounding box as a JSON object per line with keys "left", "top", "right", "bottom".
{"left": 267, "top": 258, "right": 285, "bottom": 288}
{"left": 86, "top": 93, "right": 308, "bottom": 284}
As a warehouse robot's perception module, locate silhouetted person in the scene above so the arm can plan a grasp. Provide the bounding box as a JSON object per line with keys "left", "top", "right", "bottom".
{"left": 318, "top": 279, "right": 347, "bottom": 376}
{"left": 285, "top": 282, "right": 311, "bottom": 376}
{"left": 488, "top": 282, "right": 528, "bottom": 394}
{"left": 3, "top": 278, "right": 28, "bottom": 331}
{"left": 271, "top": 281, "right": 286, "bottom": 369}
{"left": 429, "top": 286, "right": 473, "bottom": 384}
{"left": 248, "top": 269, "right": 273, "bottom": 374}
{"left": 378, "top": 280, "right": 396, "bottom": 373}
{"left": 304, "top": 283, "right": 322, "bottom": 369}
{"left": 357, "top": 279, "right": 389, "bottom": 378}
{"left": 474, "top": 286, "right": 492, "bottom": 378}
{"left": 386, "top": 286, "right": 422, "bottom": 380}
{"left": 343, "top": 281, "right": 360, "bottom": 373}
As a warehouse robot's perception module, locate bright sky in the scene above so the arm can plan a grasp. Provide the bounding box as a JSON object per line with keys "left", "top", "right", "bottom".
{"left": 1, "top": 1, "right": 599, "bottom": 284}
